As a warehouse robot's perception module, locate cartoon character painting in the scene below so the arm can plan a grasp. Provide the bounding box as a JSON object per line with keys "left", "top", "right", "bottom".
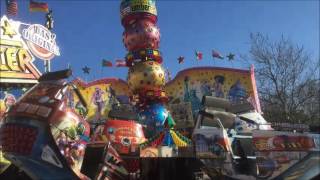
{"left": 189, "top": 89, "right": 201, "bottom": 116}
{"left": 3, "top": 92, "right": 16, "bottom": 111}
{"left": 1, "top": 91, "right": 16, "bottom": 120}
{"left": 53, "top": 121, "right": 89, "bottom": 172}
{"left": 91, "top": 87, "right": 105, "bottom": 121}
{"left": 75, "top": 101, "right": 87, "bottom": 118}
{"left": 200, "top": 80, "right": 212, "bottom": 97}
{"left": 228, "top": 79, "right": 247, "bottom": 103}
{"left": 183, "top": 76, "right": 191, "bottom": 102}
{"left": 183, "top": 76, "right": 201, "bottom": 116}
{"left": 106, "top": 86, "right": 119, "bottom": 109}
{"left": 66, "top": 89, "right": 75, "bottom": 108}
{"left": 213, "top": 75, "right": 225, "bottom": 98}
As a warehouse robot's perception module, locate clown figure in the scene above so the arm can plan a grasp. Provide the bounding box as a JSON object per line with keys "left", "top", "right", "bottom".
{"left": 91, "top": 87, "right": 105, "bottom": 121}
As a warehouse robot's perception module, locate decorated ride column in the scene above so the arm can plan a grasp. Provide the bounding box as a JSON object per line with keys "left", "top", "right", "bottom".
{"left": 120, "top": 0, "right": 191, "bottom": 147}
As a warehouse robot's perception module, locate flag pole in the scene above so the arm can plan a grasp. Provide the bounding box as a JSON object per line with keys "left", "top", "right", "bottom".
{"left": 212, "top": 51, "right": 214, "bottom": 67}
{"left": 44, "top": 60, "right": 50, "bottom": 72}
{"left": 101, "top": 65, "right": 103, "bottom": 77}
{"left": 48, "top": 60, "right": 51, "bottom": 72}
{"left": 93, "top": 69, "right": 96, "bottom": 81}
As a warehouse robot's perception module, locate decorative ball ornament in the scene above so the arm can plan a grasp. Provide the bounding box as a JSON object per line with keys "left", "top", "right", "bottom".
{"left": 139, "top": 103, "right": 168, "bottom": 137}
{"left": 127, "top": 61, "right": 165, "bottom": 92}
{"left": 123, "top": 19, "right": 160, "bottom": 51}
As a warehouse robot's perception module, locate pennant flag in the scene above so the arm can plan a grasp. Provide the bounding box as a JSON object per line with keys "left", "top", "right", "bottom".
{"left": 6, "top": 0, "right": 18, "bottom": 16}
{"left": 195, "top": 51, "right": 203, "bottom": 60}
{"left": 115, "top": 59, "right": 127, "bottom": 67}
{"left": 177, "top": 56, "right": 184, "bottom": 64}
{"left": 226, "top": 53, "right": 235, "bottom": 61}
{"left": 170, "top": 130, "right": 188, "bottom": 147}
{"left": 82, "top": 66, "right": 90, "bottom": 74}
{"left": 102, "top": 59, "right": 113, "bottom": 67}
{"left": 29, "top": 0, "right": 49, "bottom": 12}
{"left": 212, "top": 50, "right": 224, "bottom": 59}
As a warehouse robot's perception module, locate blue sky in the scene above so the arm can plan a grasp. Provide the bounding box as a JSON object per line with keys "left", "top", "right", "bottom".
{"left": 1, "top": 0, "right": 319, "bottom": 81}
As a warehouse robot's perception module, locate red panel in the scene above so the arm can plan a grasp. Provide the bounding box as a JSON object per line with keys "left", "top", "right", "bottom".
{"left": 0, "top": 124, "right": 38, "bottom": 155}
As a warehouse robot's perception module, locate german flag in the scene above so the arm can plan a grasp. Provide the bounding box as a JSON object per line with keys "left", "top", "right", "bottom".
{"left": 29, "top": 0, "right": 49, "bottom": 13}
{"left": 102, "top": 59, "right": 113, "bottom": 67}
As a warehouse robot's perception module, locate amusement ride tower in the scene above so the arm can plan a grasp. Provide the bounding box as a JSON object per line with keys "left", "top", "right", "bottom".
{"left": 120, "top": 0, "right": 191, "bottom": 146}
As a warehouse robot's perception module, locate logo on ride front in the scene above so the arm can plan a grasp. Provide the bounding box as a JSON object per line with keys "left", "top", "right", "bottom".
{"left": 22, "top": 24, "right": 60, "bottom": 60}
{"left": 0, "top": 16, "right": 41, "bottom": 83}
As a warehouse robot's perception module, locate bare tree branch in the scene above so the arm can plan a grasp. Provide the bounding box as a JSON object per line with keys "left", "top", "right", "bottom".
{"left": 248, "top": 33, "right": 320, "bottom": 124}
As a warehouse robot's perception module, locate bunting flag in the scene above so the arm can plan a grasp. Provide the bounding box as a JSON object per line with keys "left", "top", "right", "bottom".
{"left": 139, "top": 132, "right": 163, "bottom": 149}
{"left": 195, "top": 51, "right": 203, "bottom": 60}
{"left": 150, "top": 132, "right": 165, "bottom": 147}
{"left": 102, "top": 59, "right": 113, "bottom": 67}
{"left": 170, "top": 130, "right": 188, "bottom": 147}
{"left": 177, "top": 56, "right": 184, "bottom": 64}
{"left": 226, "top": 53, "right": 235, "bottom": 61}
{"left": 6, "top": 0, "right": 18, "bottom": 16}
{"left": 212, "top": 50, "right": 224, "bottom": 59}
{"left": 166, "top": 114, "right": 176, "bottom": 128}
{"left": 82, "top": 66, "right": 90, "bottom": 74}
{"left": 139, "top": 129, "right": 191, "bottom": 149}
{"left": 29, "top": 0, "right": 49, "bottom": 12}
{"left": 115, "top": 59, "right": 127, "bottom": 67}
{"left": 174, "top": 130, "right": 192, "bottom": 144}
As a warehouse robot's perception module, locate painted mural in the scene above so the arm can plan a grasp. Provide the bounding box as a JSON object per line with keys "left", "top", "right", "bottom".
{"left": 0, "top": 88, "right": 30, "bottom": 120}
{"left": 166, "top": 102, "right": 194, "bottom": 129}
{"left": 253, "top": 130, "right": 320, "bottom": 179}
{"left": 164, "top": 66, "right": 261, "bottom": 116}
{"left": 68, "top": 66, "right": 261, "bottom": 127}
{"left": 0, "top": 16, "right": 41, "bottom": 120}
{"left": 71, "top": 78, "right": 131, "bottom": 123}
{"left": 51, "top": 110, "right": 90, "bottom": 172}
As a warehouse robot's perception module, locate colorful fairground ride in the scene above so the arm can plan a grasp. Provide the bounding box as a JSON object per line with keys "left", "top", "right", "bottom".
{"left": 1, "top": 67, "right": 319, "bottom": 180}
{"left": 0, "top": 11, "right": 58, "bottom": 177}
{"left": 1, "top": 0, "right": 320, "bottom": 180}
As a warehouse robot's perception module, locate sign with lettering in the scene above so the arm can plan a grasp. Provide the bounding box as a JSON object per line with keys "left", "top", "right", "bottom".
{"left": 120, "top": 0, "right": 157, "bottom": 19}
{"left": 22, "top": 24, "right": 60, "bottom": 61}
{"left": 0, "top": 16, "right": 41, "bottom": 83}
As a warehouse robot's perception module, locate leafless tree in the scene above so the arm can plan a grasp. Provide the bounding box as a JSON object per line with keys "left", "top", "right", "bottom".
{"left": 247, "top": 33, "right": 319, "bottom": 125}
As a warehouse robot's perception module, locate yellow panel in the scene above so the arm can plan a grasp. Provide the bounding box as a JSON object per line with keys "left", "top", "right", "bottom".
{"left": 165, "top": 67, "right": 254, "bottom": 104}
{"left": 72, "top": 79, "right": 131, "bottom": 122}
